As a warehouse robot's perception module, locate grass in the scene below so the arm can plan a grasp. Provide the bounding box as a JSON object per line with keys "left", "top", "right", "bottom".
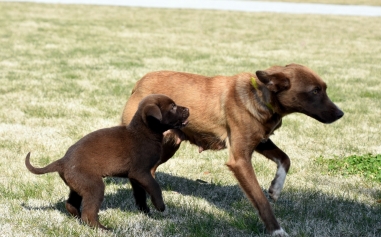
{"left": 1, "top": 2, "right": 381, "bottom": 237}
{"left": 317, "top": 154, "right": 381, "bottom": 182}
{"left": 257, "top": 0, "right": 381, "bottom": 6}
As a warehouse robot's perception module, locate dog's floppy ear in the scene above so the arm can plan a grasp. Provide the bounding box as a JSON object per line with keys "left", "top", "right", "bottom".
{"left": 143, "top": 104, "right": 162, "bottom": 124}
{"left": 256, "top": 70, "right": 290, "bottom": 93}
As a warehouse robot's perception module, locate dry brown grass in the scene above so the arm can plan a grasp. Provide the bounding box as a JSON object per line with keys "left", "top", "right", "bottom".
{"left": 258, "top": 0, "right": 381, "bottom": 6}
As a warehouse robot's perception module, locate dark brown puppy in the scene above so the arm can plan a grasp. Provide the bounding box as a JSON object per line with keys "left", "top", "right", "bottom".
{"left": 25, "top": 94, "right": 189, "bottom": 229}
{"left": 121, "top": 64, "right": 344, "bottom": 236}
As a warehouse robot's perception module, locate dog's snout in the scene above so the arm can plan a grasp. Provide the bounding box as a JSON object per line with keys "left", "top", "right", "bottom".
{"left": 320, "top": 106, "right": 344, "bottom": 124}
{"left": 336, "top": 109, "right": 344, "bottom": 119}
{"left": 178, "top": 107, "right": 190, "bottom": 127}
{"left": 182, "top": 107, "right": 189, "bottom": 117}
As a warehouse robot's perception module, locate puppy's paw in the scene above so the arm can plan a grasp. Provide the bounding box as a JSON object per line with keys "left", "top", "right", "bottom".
{"left": 65, "top": 203, "right": 81, "bottom": 218}
{"left": 157, "top": 204, "right": 165, "bottom": 212}
{"left": 137, "top": 205, "right": 150, "bottom": 214}
{"left": 160, "top": 207, "right": 170, "bottom": 217}
{"left": 97, "top": 224, "right": 111, "bottom": 231}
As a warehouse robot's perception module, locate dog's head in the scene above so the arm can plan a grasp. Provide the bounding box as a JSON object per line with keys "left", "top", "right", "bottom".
{"left": 256, "top": 64, "right": 344, "bottom": 124}
{"left": 138, "top": 94, "right": 189, "bottom": 133}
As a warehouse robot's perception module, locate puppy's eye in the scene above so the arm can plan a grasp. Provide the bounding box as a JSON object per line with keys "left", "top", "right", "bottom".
{"left": 171, "top": 103, "right": 176, "bottom": 110}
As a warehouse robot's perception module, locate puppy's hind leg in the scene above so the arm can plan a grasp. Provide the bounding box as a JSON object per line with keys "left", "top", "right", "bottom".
{"left": 80, "top": 177, "right": 108, "bottom": 230}
{"left": 66, "top": 189, "right": 82, "bottom": 218}
{"left": 130, "top": 178, "right": 149, "bottom": 213}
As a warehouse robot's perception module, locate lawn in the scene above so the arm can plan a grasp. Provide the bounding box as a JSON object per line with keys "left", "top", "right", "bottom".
{"left": 259, "top": 0, "right": 381, "bottom": 6}
{"left": 0, "top": 2, "right": 380, "bottom": 237}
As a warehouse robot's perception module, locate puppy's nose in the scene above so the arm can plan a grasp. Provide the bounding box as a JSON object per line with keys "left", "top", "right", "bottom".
{"left": 183, "top": 107, "right": 189, "bottom": 117}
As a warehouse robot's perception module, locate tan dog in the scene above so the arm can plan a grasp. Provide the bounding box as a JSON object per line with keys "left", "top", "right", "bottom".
{"left": 121, "top": 64, "right": 344, "bottom": 236}
{"left": 25, "top": 94, "right": 189, "bottom": 229}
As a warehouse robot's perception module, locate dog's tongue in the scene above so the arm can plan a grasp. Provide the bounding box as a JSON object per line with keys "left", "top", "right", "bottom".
{"left": 182, "top": 119, "right": 189, "bottom": 126}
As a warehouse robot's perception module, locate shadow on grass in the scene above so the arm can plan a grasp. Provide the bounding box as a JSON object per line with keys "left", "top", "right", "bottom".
{"left": 21, "top": 172, "right": 381, "bottom": 236}
{"left": 153, "top": 172, "right": 381, "bottom": 236}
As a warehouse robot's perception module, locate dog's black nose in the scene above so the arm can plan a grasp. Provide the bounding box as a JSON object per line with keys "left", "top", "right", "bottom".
{"left": 183, "top": 107, "right": 189, "bottom": 117}
{"left": 336, "top": 109, "right": 344, "bottom": 119}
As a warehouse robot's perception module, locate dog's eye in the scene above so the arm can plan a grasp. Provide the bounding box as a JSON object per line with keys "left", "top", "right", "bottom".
{"left": 171, "top": 103, "right": 176, "bottom": 110}
{"left": 312, "top": 88, "right": 320, "bottom": 95}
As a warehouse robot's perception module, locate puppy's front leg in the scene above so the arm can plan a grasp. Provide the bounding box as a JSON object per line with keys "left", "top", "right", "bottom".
{"left": 130, "top": 179, "right": 149, "bottom": 213}
{"left": 131, "top": 173, "right": 165, "bottom": 212}
{"left": 151, "top": 133, "right": 182, "bottom": 177}
{"left": 256, "top": 139, "right": 290, "bottom": 201}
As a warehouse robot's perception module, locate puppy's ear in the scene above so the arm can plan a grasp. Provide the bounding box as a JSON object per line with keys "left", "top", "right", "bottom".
{"left": 143, "top": 104, "right": 162, "bottom": 123}
{"left": 256, "top": 70, "right": 290, "bottom": 93}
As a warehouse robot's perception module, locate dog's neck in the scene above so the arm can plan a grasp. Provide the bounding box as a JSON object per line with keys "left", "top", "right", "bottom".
{"left": 251, "top": 77, "right": 275, "bottom": 114}
{"left": 128, "top": 116, "right": 165, "bottom": 142}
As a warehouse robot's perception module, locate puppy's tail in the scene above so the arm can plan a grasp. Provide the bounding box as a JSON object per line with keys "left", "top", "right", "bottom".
{"left": 25, "top": 152, "right": 61, "bottom": 175}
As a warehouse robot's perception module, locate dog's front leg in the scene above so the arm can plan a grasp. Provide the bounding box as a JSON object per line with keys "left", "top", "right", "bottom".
{"left": 226, "top": 136, "right": 287, "bottom": 236}
{"left": 256, "top": 139, "right": 290, "bottom": 201}
{"left": 151, "top": 130, "right": 184, "bottom": 177}
{"left": 130, "top": 173, "right": 166, "bottom": 212}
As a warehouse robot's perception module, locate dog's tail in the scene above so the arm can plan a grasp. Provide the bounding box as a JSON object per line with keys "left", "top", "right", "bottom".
{"left": 25, "top": 152, "right": 61, "bottom": 175}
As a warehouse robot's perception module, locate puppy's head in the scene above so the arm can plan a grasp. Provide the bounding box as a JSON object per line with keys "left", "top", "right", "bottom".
{"left": 256, "top": 64, "right": 344, "bottom": 124}
{"left": 139, "top": 94, "right": 189, "bottom": 133}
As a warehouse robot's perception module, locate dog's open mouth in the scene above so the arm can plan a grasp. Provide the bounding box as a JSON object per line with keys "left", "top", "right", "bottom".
{"left": 174, "top": 119, "right": 189, "bottom": 129}
{"left": 182, "top": 119, "right": 189, "bottom": 126}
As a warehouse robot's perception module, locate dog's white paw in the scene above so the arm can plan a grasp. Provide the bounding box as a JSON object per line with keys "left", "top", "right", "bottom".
{"left": 269, "top": 166, "right": 286, "bottom": 201}
{"left": 269, "top": 184, "right": 281, "bottom": 201}
{"left": 269, "top": 186, "right": 280, "bottom": 201}
{"left": 271, "top": 228, "right": 289, "bottom": 237}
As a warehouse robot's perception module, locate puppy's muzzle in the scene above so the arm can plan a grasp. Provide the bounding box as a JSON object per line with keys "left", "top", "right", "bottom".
{"left": 178, "top": 107, "right": 190, "bottom": 128}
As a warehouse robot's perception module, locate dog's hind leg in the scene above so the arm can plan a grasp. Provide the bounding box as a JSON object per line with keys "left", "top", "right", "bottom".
{"left": 65, "top": 189, "right": 82, "bottom": 218}
{"left": 80, "top": 178, "right": 107, "bottom": 230}
{"left": 130, "top": 178, "right": 149, "bottom": 213}
{"left": 255, "top": 139, "right": 290, "bottom": 201}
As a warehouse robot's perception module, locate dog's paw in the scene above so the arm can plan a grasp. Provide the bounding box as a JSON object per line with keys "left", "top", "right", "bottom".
{"left": 98, "top": 224, "right": 111, "bottom": 231}
{"left": 65, "top": 202, "right": 81, "bottom": 218}
{"left": 154, "top": 203, "right": 165, "bottom": 212}
{"left": 268, "top": 185, "right": 281, "bottom": 201}
{"left": 268, "top": 178, "right": 283, "bottom": 201}
{"left": 271, "top": 228, "right": 289, "bottom": 237}
{"left": 137, "top": 205, "right": 150, "bottom": 214}
{"left": 269, "top": 166, "right": 287, "bottom": 201}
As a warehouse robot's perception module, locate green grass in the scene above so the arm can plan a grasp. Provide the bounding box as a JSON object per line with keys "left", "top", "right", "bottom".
{"left": 318, "top": 154, "right": 381, "bottom": 182}
{"left": 1, "top": 2, "right": 381, "bottom": 237}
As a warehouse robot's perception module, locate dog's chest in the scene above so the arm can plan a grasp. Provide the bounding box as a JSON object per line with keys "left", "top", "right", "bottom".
{"left": 261, "top": 114, "right": 282, "bottom": 143}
